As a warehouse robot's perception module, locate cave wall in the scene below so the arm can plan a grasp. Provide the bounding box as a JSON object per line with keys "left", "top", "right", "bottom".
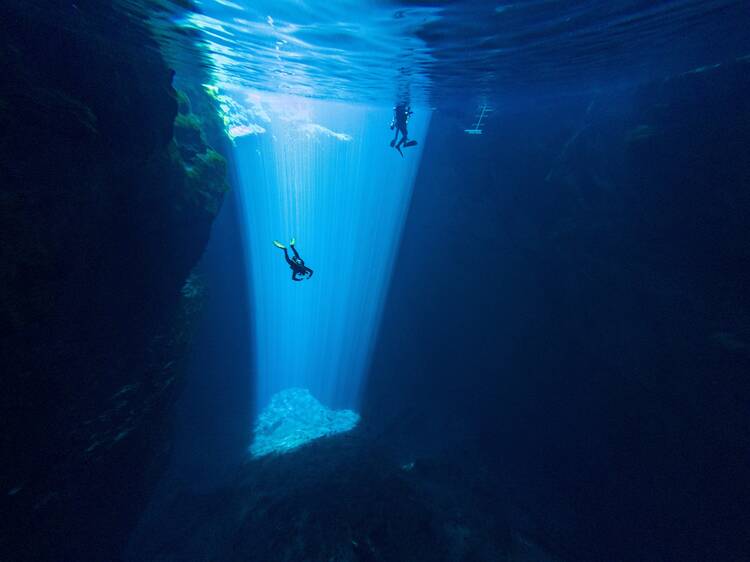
{"left": 365, "top": 59, "right": 750, "bottom": 561}
{"left": 0, "top": 2, "right": 227, "bottom": 560}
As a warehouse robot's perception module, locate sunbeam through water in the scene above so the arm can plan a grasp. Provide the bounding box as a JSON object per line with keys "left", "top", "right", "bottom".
{"left": 217, "top": 87, "right": 431, "bottom": 454}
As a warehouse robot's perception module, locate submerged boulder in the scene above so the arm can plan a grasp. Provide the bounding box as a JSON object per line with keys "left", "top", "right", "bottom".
{"left": 250, "top": 388, "right": 360, "bottom": 457}
{"left": 126, "top": 428, "right": 560, "bottom": 562}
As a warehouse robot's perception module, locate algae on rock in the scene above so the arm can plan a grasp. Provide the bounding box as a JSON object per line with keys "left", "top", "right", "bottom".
{"left": 173, "top": 90, "right": 228, "bottom": 216}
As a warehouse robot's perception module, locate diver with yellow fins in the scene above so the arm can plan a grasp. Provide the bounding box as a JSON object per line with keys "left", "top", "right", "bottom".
{"left": 273, "top": 238, "right": 314, "bottom": 281}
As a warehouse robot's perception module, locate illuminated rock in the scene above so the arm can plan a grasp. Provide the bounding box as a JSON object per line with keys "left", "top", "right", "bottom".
{"left": 250, "top": 388, "right": 359, "bottom": 457}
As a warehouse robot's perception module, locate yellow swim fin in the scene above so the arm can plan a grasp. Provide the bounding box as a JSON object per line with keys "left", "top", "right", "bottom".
{"left": 289, "top": 237, "right": 296, "bottom": 246}
{"left": 273, "top": 240, "right": 285, "bottom": 249}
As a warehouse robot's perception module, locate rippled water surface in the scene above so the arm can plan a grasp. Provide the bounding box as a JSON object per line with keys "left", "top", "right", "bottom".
{"left": 110, "top": 0, "right": 750, "bottom": 105}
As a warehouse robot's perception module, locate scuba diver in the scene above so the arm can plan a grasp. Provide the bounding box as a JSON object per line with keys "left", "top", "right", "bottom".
{"left": 390, "top": 104, "right": 418, "bottom": 157}
{"left": 273, "top": 238, "right": 313, "bottom": 281}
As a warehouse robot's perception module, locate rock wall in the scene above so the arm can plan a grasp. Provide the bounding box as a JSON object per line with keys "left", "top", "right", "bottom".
{"left": 0, "top": 2, "right": 227, "bottom": 560}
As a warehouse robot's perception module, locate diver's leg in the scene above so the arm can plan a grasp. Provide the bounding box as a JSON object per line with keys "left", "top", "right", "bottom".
{"left": 283, "top": 248, "right": 293, "bottom": 266}
{"left": 291, "top": 245, "right": 300, "bottom": 260}
{"left": 396, "top": 126, "right": 407, "bottom": 149}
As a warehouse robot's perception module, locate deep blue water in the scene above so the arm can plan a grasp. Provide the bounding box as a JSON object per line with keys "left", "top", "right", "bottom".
{"left": 5, "top": 1, "right": 750, "bottom": 560}
{"left": 140, "top": 1, "right": 750, "bottom": 559}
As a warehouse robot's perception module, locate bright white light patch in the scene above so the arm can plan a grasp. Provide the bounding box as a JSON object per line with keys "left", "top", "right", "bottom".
{"left": 228, "top": 123, "right": 266, "bottom": 137}
{"left": 298, "top": 123, "right": 352, "bottom": 141}
{"left": 250, "top": 388, "right": 359, "bottom": 457}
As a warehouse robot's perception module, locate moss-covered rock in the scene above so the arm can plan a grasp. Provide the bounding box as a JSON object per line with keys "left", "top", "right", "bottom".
{"left": 172, "top": 92, "right": 229, "bottom": 216}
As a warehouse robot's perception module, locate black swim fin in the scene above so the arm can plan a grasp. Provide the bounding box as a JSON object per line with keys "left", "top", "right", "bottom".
{"left": 404, "top": 140, "right": 418, "bottom": 147}
{"left": 390, "top": 139, "right": 396, "bottom": 147}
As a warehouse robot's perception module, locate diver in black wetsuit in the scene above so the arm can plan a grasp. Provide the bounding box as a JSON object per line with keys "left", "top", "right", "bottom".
{"left": 273, "top": 239, "right": 313, "bottom": 281}
{"left": 390, "top": 104, "right": 417, "bottom": 156}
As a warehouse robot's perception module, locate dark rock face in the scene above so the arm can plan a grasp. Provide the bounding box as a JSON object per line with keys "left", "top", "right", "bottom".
{"left": 0, "top": 2, "right": 226, "bottom": 560}
{"left": 365, "top": 59, "right": 750, "bottom": 561}
{"left": 128, "top": 429, "right": 557, "bottom": 562}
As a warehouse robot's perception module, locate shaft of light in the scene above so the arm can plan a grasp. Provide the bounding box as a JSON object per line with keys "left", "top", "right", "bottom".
{"left": 230, "top": 93, "right": 430, "bottom": 413}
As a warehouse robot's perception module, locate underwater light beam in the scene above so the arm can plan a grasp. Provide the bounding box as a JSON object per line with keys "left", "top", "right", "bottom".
{"left": 221, "top": 88, "right": 430, "bottom": 453}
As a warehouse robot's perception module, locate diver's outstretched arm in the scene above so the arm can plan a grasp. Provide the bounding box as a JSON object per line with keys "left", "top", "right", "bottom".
{"left": 305, "top": 267, "right": 313, "bottom": 278}
{"left": 292, "top": 271, "right": 303, "bottom": 281}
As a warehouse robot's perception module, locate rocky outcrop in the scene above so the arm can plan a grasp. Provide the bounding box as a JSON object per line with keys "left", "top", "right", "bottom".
{"left": 128, "top": 429, "right": 558, "bottom": 562}
{"left": 250, "top": 388, "right": 360, "bottom": 457}
{"left": 0, "top": 2, "right": 227, "bottom": 560}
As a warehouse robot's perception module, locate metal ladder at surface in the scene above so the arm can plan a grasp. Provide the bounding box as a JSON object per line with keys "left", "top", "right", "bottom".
{"left": 464, "top": 103, "right": 493, "bottom": 135}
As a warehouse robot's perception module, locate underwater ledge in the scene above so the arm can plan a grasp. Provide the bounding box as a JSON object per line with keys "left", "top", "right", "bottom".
{"left": 127, "top": 424, "right": 562, "bottom": 562}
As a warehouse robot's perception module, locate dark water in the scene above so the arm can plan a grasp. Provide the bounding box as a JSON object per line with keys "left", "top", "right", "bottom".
{"left": 2, "top": 1, "right": 750, "bottom": 561}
